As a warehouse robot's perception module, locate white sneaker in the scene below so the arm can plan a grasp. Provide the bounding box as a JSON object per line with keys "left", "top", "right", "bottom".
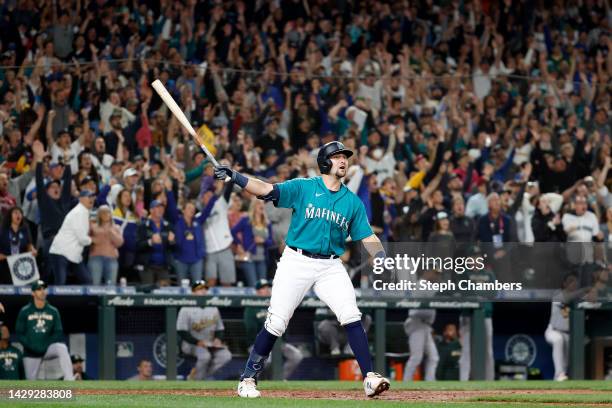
{"left": 363, "top": 372, "right": 390, "bottom": 397}
{"left": 237, "top": 378, "right": 261, "bottom": 398}
{"left": 330, "top": 347, "right": 341, "bottom": 356}
{"left": 555, "top": 373, "right": 569, "bottom": 381}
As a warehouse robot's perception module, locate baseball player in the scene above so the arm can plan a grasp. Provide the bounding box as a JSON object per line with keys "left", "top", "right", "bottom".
{"left": 545, "top": 273, "right": 590, "bottom": 381}
{"left": 0, "top": 324, "right": 25, "bottom": 379}
{"left": 403, "top": 307, "right": 439, "bottom": 381}
{"left": 15, "top": 280, "right": 74, "bottom": 380}
{"left": 458, "top": 247, "right": 495, "bottom": 381}
{"left": 316, "top": 307, "right": 372, "bottom": 355}
{"left": 176, "top": 280, "right": 232, "bottom": 380}
{"left": 214, "top": 141, "right": 390, "bottom": 398}
{"left": 403, "top": 269, "right": 439, "bottom": 381}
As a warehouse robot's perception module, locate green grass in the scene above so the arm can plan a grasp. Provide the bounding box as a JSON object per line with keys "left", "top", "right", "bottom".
{"left": 1, "top": 380, "right": 611, "bottom": 390}
{"left": 1, "top": 396, "right": 590, "bottom": 408}
{"left": 471, "top": 393, "right": 612, "bottom": 404}
{"left": 0, "top": 381, "right": 610, "bottom": 407}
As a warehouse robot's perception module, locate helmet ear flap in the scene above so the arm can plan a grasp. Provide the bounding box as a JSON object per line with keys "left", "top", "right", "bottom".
{"left": 320, "top": 157, "right": 332, "bottom": 174}
{"left": 317, "top": 154, "right": 331, "bottom": 174}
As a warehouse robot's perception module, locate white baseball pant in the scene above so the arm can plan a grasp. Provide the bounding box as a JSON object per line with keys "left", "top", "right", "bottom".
{"left": 544, "top": 325, "right": 569, "bottom": 380}
{"left": 264, "top": 246, "right": 361, "bottom": 337}
{"left": 459, "top": 316, "right": 495, "bottom": 381}
{"left": 403, "top": 319, "right": 439, "bottom": 381}
{"left": 181, "top": 343, "right": 232, "bottom": 380}
{"left": 23, "top": 343, "right": 74, "bottom": 380}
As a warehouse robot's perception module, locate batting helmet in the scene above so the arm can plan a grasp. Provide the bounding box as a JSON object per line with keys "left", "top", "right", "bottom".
{"left": 317, "top": 141, "right": 354, "bottom": 174}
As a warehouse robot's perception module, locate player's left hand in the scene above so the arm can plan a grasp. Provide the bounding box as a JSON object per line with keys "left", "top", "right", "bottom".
{"left": 214, "top": 165, "right": 234, "bottom": 181}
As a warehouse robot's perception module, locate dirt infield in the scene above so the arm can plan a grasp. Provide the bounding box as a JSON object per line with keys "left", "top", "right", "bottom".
{"left": 75, "top": 388, "right": 612, "bottom": 403}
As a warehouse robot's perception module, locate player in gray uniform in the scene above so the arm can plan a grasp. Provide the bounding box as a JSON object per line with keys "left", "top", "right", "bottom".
{"left": 316, "top": 307, "right": 372, "bottom": 355}
{"left": 458, "top": 247, "right": 495, "bottom": 381}
{"left": 545, "top": 273, "right": 588, "bottom": 381}
{"left": 176, "top": 281, "right": 232, "bottom": 379}
{"left": 403, "top": 307, "right": 439, "bottom": 381}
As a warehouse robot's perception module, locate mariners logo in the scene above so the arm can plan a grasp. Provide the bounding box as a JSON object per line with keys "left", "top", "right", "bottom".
{"left": 13, "top": 256, "right": 36, "bottom": 281}
{"left": 505, "top": 334, "right": 537, "bottom": 366}
{"left": 153, "top": 334, "right": 184, "bottom": 369}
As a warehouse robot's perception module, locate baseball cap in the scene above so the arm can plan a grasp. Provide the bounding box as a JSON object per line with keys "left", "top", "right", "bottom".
{"left": 71, "top": 354, "right": 84, "bottom": 364}
{"left": 79, "top": 189, "right": 96, "bottom": 198}
{"left": 49, "top": 162, "right": 64, "bottom": 170}
{"left": 255, "top": 279, "right": 271, "bottom": 290}
{"left": 31, "top": 280, "right": 47, "bottom": 291}
{"left": 45, "top": 179, "right": 61, "bottom": 189}
{"left": 149, "top": 199, "right": 164, "bottom": 209}
{"left": 80, "top": 176, "right": 94, "bottom": 186}
{"left": 435, "top": 211, "right": 448, "bottom": 221}
{"left": 111, "top": 108, "right": 122, "bottom": 118}
{"left": 264, "top": 149, "right": 278, "bottom": 159}
{"left": 150, "top": 159, "right": 165, "bottom": 170}
{"left": 123, "top": 168, "right": 138, "bottom": 178}
{"left": 414, "top": 154, "right": 427, "bottom": 164}
{"left": 191, "top": 280, "right": 208, "bottom": 292}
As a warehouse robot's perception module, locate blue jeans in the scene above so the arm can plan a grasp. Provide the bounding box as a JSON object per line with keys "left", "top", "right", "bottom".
{"left": 240, "top": 260, "right": 267, "bottom": 288}
{"left": 50, "top": 254, "right": 91, "bottom": 285}
{"left": 173, "top": 259, "right": 203, "bottom": 284}
{"left": 88, "top": 256, "right": 119, "bottom": 285}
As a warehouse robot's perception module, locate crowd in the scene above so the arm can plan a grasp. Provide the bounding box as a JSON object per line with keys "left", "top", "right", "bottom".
{"left": 0, "top": 0, "right": 611, "bottom": 381}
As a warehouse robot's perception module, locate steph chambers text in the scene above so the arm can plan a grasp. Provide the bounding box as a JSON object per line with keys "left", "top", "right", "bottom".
{"left": 373, "top": 279, "right": 523, "bottom": 292}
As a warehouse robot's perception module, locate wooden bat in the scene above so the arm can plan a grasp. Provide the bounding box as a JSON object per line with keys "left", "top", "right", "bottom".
{"left": 151, "top": 79, "right": 230, "bottom": 181}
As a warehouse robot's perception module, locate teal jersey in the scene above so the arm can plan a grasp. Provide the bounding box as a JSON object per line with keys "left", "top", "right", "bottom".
{"left": 276, "top": 177, "right": 372, "bottom": 256}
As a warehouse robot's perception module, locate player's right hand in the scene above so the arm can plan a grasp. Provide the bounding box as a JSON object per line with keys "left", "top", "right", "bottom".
{"left": 213, "top": 165, "right": 234, "bottom": 181}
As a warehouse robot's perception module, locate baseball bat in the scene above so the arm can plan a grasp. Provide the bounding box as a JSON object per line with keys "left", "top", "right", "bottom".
{"left": 151, "top": 79, "right": 230, "bottom": 182}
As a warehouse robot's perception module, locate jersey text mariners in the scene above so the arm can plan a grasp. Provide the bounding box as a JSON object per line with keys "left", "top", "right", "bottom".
{"left": 275, "top": 177, "right": 372, "bottom": 256}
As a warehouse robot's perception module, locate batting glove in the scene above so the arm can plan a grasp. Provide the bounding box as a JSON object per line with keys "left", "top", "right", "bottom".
{"left": 213, "top": 165, "right": 235, "bottom": 181}
{"left": 214, "top": 165, "right": 249, "bottom": 188}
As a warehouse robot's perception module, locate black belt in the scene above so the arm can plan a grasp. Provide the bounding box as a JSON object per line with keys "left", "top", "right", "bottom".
{"left": 289, "top": 246, "right": 338, "bottom": 259}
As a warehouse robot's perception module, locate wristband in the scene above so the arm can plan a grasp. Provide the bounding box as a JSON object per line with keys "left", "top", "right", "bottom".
{"left": 233, "top": 171, "right": 249, "bottom": 189}
{"left": 374, "top": 250, "right": 386, "bottom": 260}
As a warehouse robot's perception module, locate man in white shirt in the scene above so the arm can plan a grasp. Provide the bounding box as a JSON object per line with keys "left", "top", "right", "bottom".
{"left": 50, "top": 129, "right": 83, "bottom": 174}
{"left": 202, "top": 181, "right": 236, "bottom": 287}
{"left": 90, "top": 136, "right": 116, "bottom": 184}
{"left": 49, "top": 190, "right": 95, "bottom": 285}
{"left": 562, "top": 195, "right": 603, "bottom": 285}
{"left": 465, "top": 180, "right": 489, "bottom": 218}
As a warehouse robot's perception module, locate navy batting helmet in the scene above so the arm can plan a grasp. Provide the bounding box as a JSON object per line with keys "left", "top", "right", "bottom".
{"left": 317, "top": 141, "right": 353, "bottom": 174}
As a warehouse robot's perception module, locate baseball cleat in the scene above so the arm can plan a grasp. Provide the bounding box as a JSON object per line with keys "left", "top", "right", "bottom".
{"left": 363, "top": 372, "right": 390, "bottom": 397}
{"left": 237, "top": 378, "right": 261, "bottom": 398}
{"left": 330, "top": 347, "right": 341, "bottom": 356}
{"left": 555, "top": 373, "right": 569, "bottom": 381}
